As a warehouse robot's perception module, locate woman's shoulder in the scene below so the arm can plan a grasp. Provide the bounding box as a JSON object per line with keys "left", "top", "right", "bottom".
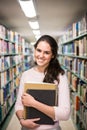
{"left": 22, "top": 67, "right": 34, "bottom": 76}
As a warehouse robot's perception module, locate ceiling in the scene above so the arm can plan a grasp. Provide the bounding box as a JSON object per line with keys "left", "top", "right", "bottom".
{"left": 0, "top": 0, "right": 87, "bottom": 43}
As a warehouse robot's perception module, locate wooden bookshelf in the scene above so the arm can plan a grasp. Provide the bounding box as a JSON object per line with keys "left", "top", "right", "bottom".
{"left": 0, "top": 24, "right": 33, "bottom": 127}
{"left": 58, "top": 13, "right": 87, "bottom": 130}
{"left": 22, "top": 40, "right": 34, "bottom": 71}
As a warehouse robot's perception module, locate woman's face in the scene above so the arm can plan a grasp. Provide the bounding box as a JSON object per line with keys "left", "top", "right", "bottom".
{"left": 34, "top": 41, "right": 53, "bottom": 68}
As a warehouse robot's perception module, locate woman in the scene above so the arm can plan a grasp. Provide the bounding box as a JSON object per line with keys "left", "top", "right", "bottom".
{"left": 15, "top": 35, "right": 71, "bottom": 130}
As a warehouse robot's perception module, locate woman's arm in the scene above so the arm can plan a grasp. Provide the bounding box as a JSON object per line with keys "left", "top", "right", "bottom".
{"left": 16, "top": 110, "right": 24, "bottom": 121}
{"left": 16, "top": 110, "right": 40, "bottom": 129}
{"left": 22, "top": 93, "right": 55, "bottom": 120}
{"left": 54, "top": 74, "right": 71, "bottom": 121}
{"left": 22, "top": 74, "right": 71, "bottom": 121}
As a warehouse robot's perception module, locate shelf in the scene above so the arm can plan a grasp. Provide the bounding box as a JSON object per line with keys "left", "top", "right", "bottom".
{"left": 0, "top": 24, "right": 33, "bottom": 127}
{"left": 0, "top": 103, "right": 15, "bottom": 130}
{"left": 61, "top": 32, "right": 87, "bottom": 45}
{"left": 58, "top": 15, "right": 87, "bottom": 130}
{"left": 58, "top": 54, "right": 87, "bottom": 60}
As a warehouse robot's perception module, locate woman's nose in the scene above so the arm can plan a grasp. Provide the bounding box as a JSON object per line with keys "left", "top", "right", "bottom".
{"left": 40, "top": 52, "right": 44, "bottom": 57}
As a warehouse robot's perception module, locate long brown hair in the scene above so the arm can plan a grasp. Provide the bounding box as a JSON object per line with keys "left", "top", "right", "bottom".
{"left": 34, "top": 35, "right": 65, "bottom": 83}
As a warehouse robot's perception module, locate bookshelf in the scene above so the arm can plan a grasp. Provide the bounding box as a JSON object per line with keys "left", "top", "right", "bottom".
{"left": 58, "top": 13, "right": 87, "bottom": 130}
{"left": 22, "top": 40, "right": 34, "bottom": 71}
{"left": 0, "top": 24, "right": 33, "bottom": 127}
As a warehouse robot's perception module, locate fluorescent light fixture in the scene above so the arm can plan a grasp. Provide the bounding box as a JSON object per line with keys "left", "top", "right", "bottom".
{"left": 29, "top": 21, "right": 39, "bottom": 29}
{"left": 31, "top": 42, "right": 36, "bottom": 45}
{"left": 35, "top": 35, "right": 41, "bottom": 40}
{"left": 33, "top": 30, "right": 40, "bottom": 35}
{"left": 19, "top": 0, "right": 36, "bottom": 18}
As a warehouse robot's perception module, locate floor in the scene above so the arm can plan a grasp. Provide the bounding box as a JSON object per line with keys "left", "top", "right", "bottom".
{"left": 5, "top": 112, "right": 76, "bottom": 130}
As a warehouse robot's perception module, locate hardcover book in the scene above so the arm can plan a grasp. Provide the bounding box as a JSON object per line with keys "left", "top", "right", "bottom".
{"left": 24, "top": 82, "right": 58, "bottom": 125}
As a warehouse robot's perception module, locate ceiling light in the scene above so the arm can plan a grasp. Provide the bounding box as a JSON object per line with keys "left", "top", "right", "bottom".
{"left": 35, "top": 35, "right": 41, "bottom": 40}
{"left": 33, "top": 30, "right": 40, "bottom": 35}
{"left": 28, "top": 21, "right": 39, "bottom": 29}
{"left": 18, "top": 0, "right": 36, "bottom": 18}
{"left": 31, "top": 42, "right": 36, "bottom": 45}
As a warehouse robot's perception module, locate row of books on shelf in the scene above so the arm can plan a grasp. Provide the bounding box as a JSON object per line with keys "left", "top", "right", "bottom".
{"left": 68, "top": 73, "right": 87, "bottom": 105}
{"left": 59, "top": 57, "right": 87, "bottom": 81}
{"left": 71, "top": 93, "right": 87, "bottom": 130}
{"left": 59, "top": 35, "right": 87, "bottom": 57}
{"left": 0, "top": 24, "right": 34, "bottom": 125}
{"left": 58, "top": 12, "right": 87, "bottom": 43}
{"left": 0, "top": 24, "right": 34, "bottom": 55}
{"left": 23, "top": 63, "right": 32, "bottom": 71}
{"left": 0, "top": 76, "right": 20, "bottom": 106}
{"left": 22, "top": 41, "right": 33, "bottom": 55}
{"left": 0, "top": 24, "right": 25, "bottom": 44}
{"left": 0, "top": 55, "right": 23, "bottom": 71}
{"left": 0, "top": 65, "right": 22, "bottom": 88}
{"left": 23, "top": 55, "right": 34, "bottom": 71}
{"left": 24, "top": 55, "right": 32, "bottom": 63}
{"left": 0, "top": 39, "right": 22, "bottom": 55}
{"left": 76, "top": 114, "right": 87, "bottom": 130}
{"left": 71, "top": 104, "right": 87, "bottom": 130}
{"left": 24, "top": 48, "right": 32, "bottom": 55}
{"left": 0, "top": 88, "right": 18, "bottom": 123}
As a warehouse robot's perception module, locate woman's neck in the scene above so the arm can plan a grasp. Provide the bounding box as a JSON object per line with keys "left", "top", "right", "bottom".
{"left": 34, "top": 66, "right": 46, "bottom": 73}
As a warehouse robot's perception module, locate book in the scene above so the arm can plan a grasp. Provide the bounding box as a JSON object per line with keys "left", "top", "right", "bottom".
{"left": 24, "top": 82, "right": 58, "bottom": 125}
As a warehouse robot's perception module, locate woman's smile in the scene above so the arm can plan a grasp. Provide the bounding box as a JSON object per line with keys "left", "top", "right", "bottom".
{"left": 34, "top": 41, "right": 53, "bottom": 68}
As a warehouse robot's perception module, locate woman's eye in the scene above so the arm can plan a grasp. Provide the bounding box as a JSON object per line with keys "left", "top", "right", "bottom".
{"left": 36, "top": 49, "right": 41, "bottom": 52}
{"left": 45, "top": 51, "right": 50, "bottom": 54}
{"left": 36, "top": 48, "right": 51, "bottom": 55}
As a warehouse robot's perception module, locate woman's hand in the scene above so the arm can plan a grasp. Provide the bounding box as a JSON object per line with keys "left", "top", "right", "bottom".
{"left": 20, "top": 118, "right": 40, "bottom": 129}
{"left": 21, "top": 93, "right": 36, "bottom": 107}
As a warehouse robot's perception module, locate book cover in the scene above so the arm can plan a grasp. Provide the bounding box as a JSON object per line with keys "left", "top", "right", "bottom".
{"left": 24, "top": 82, "right": 58, "bottom": 125}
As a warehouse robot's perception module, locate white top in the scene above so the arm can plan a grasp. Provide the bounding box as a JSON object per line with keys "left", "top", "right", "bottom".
{"left": 15, "top": 68, "right": 71, "bottom": 130}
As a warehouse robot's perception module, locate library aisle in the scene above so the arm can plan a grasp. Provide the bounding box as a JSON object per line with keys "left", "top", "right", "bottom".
{"left": 6, "top": 111, "right": 76, "bottom": 130}
{"left": 0, "top": 1, "right": 87, "bottom": 130}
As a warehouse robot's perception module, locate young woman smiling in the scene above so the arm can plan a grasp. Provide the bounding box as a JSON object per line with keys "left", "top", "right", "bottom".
{"left": 15, "top": 35, "right": 71, "bottom": 130}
